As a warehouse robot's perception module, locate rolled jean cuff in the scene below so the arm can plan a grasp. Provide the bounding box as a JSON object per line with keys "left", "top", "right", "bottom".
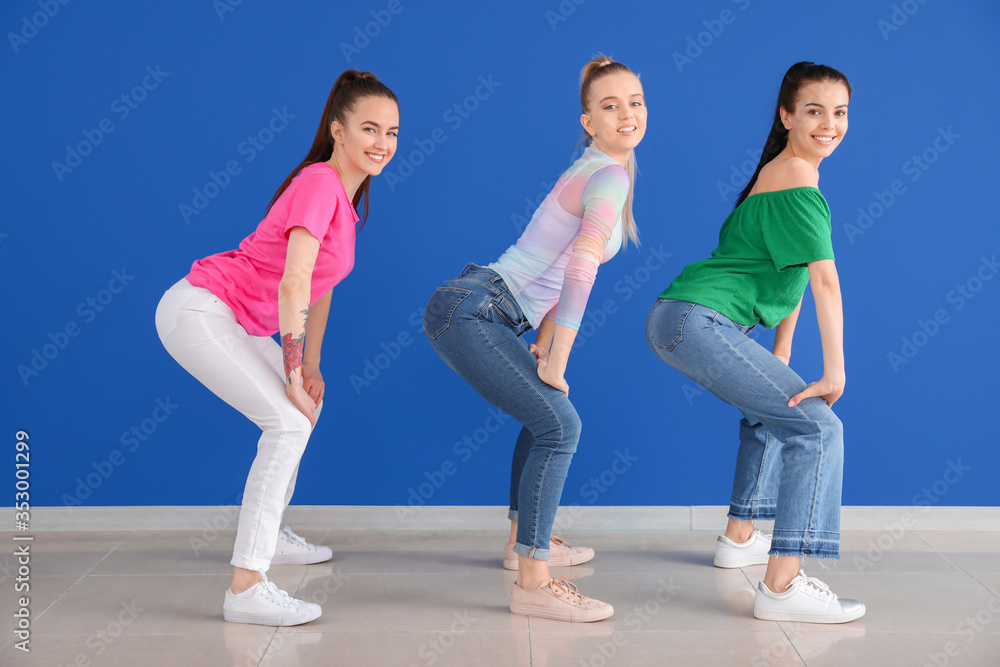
{"left": 512, "top": 541, "right": 549, "bottom": 561}
{"left": 231, "top": 555, "right": 270, "bottom": 573}
{"left": 769, "top": 531, "right": 840, "bottom": 560}
{"left": 508, "top": 508, "right": 518, "bottom": 522}
{"left": 728, "top": 497, "right": 778, "bottom": 522}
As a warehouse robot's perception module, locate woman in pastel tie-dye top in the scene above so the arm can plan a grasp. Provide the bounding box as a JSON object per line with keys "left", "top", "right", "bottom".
{"left": 423, "top": 56, "right": 646, "bottom": 623}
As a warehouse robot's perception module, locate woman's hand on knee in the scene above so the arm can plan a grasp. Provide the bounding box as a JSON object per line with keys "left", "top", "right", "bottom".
{"left": 536, "top": 358, "right": 570, "bottom": 396}
{"left": 286, "top": 381, "right": 318, "bottom": 427}
{"left": 788, "top": 373, "right": 845, "bottom": 408}
{"left": 302, "top": 363, "right": 325, "bottom": 405}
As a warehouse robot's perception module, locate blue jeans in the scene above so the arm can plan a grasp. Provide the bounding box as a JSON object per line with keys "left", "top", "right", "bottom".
{"left": 424, "top": 264, "right": 582, "bottom": 561}
{"left": 645, "top": 299, "right": 843, "bottom": 559}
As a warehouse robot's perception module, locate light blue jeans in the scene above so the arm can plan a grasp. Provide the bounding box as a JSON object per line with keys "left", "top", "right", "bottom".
{"left": 424, "top": 264, "right": 582, "bottom": 561}
{"left": 645, "top": 299, "right": 843, "bottom": 559}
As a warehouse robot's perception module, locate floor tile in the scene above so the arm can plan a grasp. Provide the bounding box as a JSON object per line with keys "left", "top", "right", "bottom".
{"left": 25, "top": 573, "right": 303, "bottom": 636}
{"left": 17, "top": 531, "right": 128, "bottom": 577}
{"left": 942, "top": 551, "right": 1000, "bottom": 574}
{"left": 4, "top": 526, "right": 995, "bottom": 665}
{"left": 529, "top": 630, "right": 804, "bottom": 667}
{"left": 262, "top": 631, "right": 530, "bottom": 667}
{"left": 789, "top": 630, "right": 1000, "bottom": 667}
{"left": 916, "top": 531, "right": 1000, "bottom": 552}
{"left": 284, "top": 571, "right": 530, "bottom": 634}
{"left": 0, "top": 631, "right": 278, "bottom": 666}
{"left": 88, "top": 530, "right": 238, "bottom": 575}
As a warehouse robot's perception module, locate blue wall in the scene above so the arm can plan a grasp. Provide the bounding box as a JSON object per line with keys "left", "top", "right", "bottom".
{"left": 4, "top": 0, "right": 997, "bottom": 510}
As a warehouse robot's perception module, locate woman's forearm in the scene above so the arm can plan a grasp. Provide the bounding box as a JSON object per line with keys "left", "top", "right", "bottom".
{"left": 303, "top": 290, "right": 332, "bottom": 365}
{"left": 534, "top": 314, "right": 557, "bottom": 354}
{"left": 278, "top": 279, "right": 311, "bottom": 384}
{"left": 808, "top": 260, "right": 844, "bottom": 378}
{"left": 279, "top": 228, "right": 320, "bottom": 384}
{"left": 548, "top": 322, "right": 579, "bottom": 373}
{"left": 773, "top": 296, "right": 802, "bottom": 359}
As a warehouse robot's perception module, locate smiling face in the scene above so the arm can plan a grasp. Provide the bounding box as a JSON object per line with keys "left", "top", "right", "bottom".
{"left": 780, "top": 80, "right": 850, "bottom": 166}
{"left": 330, "top": 95, "right": 399, "bottom": 177}
{"left": 580, "top": 71, "right": 646, "bottom": 163}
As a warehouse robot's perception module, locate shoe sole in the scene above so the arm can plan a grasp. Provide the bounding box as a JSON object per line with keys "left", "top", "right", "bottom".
{"left": 223, "top": 608, "right": 322, "bottom": 626}
{"left": 271, "top": 552, "right": 332, "bottom": 565}
{"left": 503, "top": 548, "right": 596, "bottom": 571}
{"left": 753, "top": 606, "right": 866, "bottom": 624}
{"left": 713, "top": 555, "right": 770, "bottom": 568}
{"left": 509, "top": 601, "right": 613, "bottom": 623}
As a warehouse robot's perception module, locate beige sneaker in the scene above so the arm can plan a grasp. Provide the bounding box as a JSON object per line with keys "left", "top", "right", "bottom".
{"left": 503, "top": 536, "right": 595, "bottom": 570}
{"left": 510, "top": 576, "right": 613, "bottom": 622}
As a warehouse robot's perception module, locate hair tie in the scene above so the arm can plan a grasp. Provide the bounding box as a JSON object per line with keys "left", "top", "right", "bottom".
{"left": 599, "top": 59, "right": 612, "bottom": 67}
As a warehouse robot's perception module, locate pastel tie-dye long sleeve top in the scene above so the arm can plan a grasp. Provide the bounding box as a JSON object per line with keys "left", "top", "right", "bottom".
{"left": 488, "top": 146, "right": 629, "bottom": 331}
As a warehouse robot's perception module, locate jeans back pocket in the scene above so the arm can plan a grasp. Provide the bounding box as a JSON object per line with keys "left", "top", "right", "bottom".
{"left": 424, "top": 286, "right": 472, "bottom": 339}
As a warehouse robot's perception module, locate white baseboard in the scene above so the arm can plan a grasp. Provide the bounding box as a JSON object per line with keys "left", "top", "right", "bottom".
{"left": 5, "top": 505, "right": 999, "bottom": 532}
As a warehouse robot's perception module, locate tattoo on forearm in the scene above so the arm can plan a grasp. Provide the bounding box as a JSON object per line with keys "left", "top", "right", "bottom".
{"left": 282, "top": 306, "right": 310, "bottom": 384}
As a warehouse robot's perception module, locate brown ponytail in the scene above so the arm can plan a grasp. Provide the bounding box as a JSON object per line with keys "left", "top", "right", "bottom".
{"left": 267, "top": 70, "right": 399, "bottom": 231}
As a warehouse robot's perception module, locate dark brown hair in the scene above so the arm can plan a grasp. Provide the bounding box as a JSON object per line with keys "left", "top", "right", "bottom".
{"left": 267, "top": 70, "right": 398, "bottom": 230}
{"left": 735, "top": 61, "right": 852, "bottom": 208}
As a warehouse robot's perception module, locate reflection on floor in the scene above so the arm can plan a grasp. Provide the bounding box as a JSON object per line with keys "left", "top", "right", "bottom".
{"left": 2, "top": 528, "right": 998, "bottom": 666}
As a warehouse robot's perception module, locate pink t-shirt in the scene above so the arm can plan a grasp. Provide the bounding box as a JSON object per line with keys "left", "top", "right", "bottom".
{"left": 186, "top": 163, "right": 358, "bottom": 336}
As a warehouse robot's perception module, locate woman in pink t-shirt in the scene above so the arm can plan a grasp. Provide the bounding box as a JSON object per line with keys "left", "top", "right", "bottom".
{"left": 154, "top": 70, "right": 398, "bottom": 627}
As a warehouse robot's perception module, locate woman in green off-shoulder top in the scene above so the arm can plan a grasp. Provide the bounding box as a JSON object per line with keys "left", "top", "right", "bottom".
{"left": 646, "top": 62, "right": 866, "bottom": 625}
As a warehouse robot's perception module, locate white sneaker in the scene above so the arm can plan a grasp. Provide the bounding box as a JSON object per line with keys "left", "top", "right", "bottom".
{"left": 753, "top": 569, "right": 866, "bottom": 623}
{"left": 271, "top": 526, "right": 333, "bottom": 565}
{"left": 223, "top": 574, "right": 322, "bottom": 626}
{"left": 714, "top": 530, "right": 772, "bottom": 568}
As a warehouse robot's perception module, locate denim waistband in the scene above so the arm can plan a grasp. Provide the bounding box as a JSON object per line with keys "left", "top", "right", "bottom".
{"left": 453, "top": 263, "right": 531, "bottom": 335}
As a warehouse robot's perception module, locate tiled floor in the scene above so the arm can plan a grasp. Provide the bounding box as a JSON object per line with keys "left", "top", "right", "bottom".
{"left": 2, "top": 528, "right": 999, "bottom": 666}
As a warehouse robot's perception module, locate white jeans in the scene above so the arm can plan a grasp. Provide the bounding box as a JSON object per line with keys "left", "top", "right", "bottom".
{"left": 155, "top": 279, "right": 322, "bottom": 572}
